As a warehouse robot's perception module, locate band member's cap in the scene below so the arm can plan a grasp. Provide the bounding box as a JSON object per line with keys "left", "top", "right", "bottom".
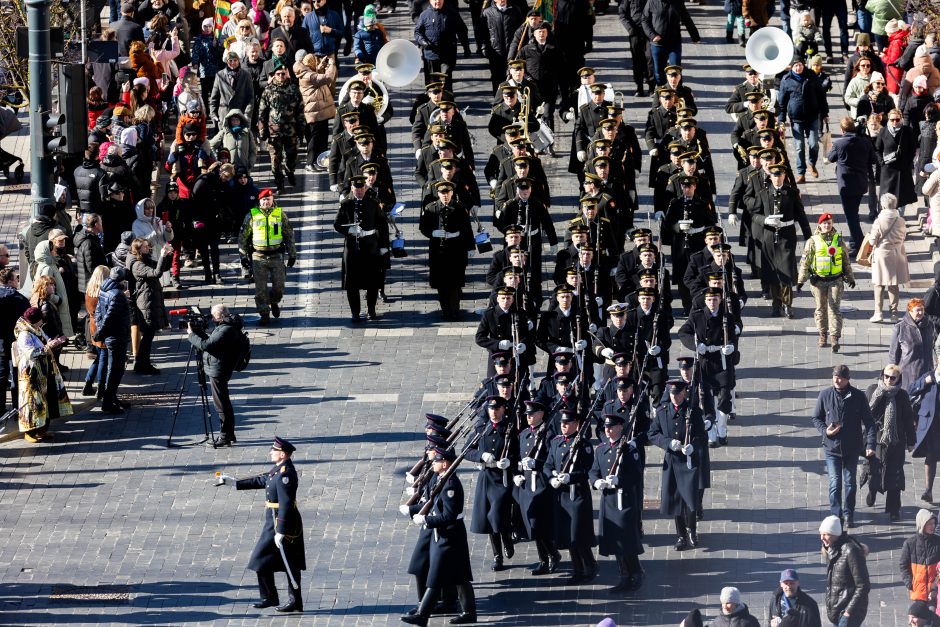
{"left": 512, "top": 155, "right": 531, "bottom": 166}
{"left": 710, "top": 242, "right": 733, "bottom": 252}
{"left": 525, "top": 400, "right": 547, "bottom": 413}
{"left": 355, "top": 133, "right": 375, "bottom": 143}
{"left": 553, "top": 371, "right": 573, "bottom": 384}
{"left": 559, "top": 408, "right": 579, "bottom": 422}
{"left": 515, "top": 176, "right": 533, "bottom": 189}
{"left": 502, "top": 266, "right": 523, "bottom": 276}
{"left": 491, "top": 350, "right": 512, "bottom": 364}
{"left": 678, "top": 174, "right": 698, "bottom": 186}
{"left": 678, "top": 118, "right": 697, "bottom": 128}
{"left": 496, "top": 286, "right": 516, "bottom": 296}
{"left": 704, "top": 287, "right": 723, "bottom": 297}
{"left": 664, "top": 65, "right": 682, "bottom": 75}
{"left": 678, "top": 152, "right": 697, "bottom": 162}
{"left": 758, "top": 148, "right": 779, "bottom": 160}
{"left": 593, "top": 138, "right": 612, "bottom": 148}
{"left": 485, "top": 395, "right": 509, "bottom": 408}
{"left": 707, "top": 272, "right": 725, "bottom": 281}
{"left": 744, "top": 91, "right": 764, "bottom": 101}
{"left": 599, "top": 118, "right": 618, "bottom": 128}
{"left": 577, "top": 243, "right": 596, "bottom": 254}
{"left": 348, "top": 80, "right": 367, "bottom": 91}
{"left": 667, "top": 379, "right": 689, "bottom": 391}
{"left": 577, "top": 67, "right": 595, "bottom": 76}
{"left": 494, "top": 374, "right": 513, "bottom": 386}
{"left": 258, "top": 188, "right": 275, "bottom": 199}
{"left": 613, "top": 351, "right": 630, "bottom": 365}
{"left": 426, "top": 413, "right": 448, "bottom": 427}
{"left": 638, "top": 269, "right": 658, "bottom": 280}
{"left": 426, "top": 81, "right": 445, "bottom": 91}
{"left": 355, "top": 63, "right": 374, "bottom": 73}
{"left": 676, "top": 107, "right": 695, "bottom": 118}
{"left": 657, "top": 87, "right": 676, "bottom": 96}
{"left": 757, "top": 129, "right": 775, "bottom": 139}
{"left": 429, "top": 72, "right": 448, "bottom": 82}
{"left": 677, "top": 356, "right": 694, "bottom": 368}
{"left": 589, "top": 83, "right": 607, "bottom": 93}
{"left": 532, "top": 19, "right": 550, "bottom": 31}
{"left": 565, "top": 267, "right": 580, "bottom": 276}
{"left": 272, "top": 436, "right": 296, "bottom": 453}
{"left": 509, "top": 137, "right": 528, "bottom": 147}
{"left": 553, "top": 283, "right": 574, "bottom": 296}
{"left": 506, "top": 245, "right": 525, "bottom": 255}
{"left": 754, "top": 109, "right": 772, "bottom": 119}
{"left": 504, "top": 224, "right": 524, "bottom": 235}
{"left": 349, "top": 174, "right": 367, "bottom": 186}
{"left": 638, "top": 287, "right": 657, "bottom": 297}
{"left": 583, "top": 172, "right": 602, "bottom": 184}
{"left": 592, "top": 156, "right": 610, "bottom": 167}
{"left": 437, "top": 138, "right": 458, "bottom": 151}
{"left": 434, "top": 180, "right": 455, "bottom": 192}
{"left": 606, "top": 105, "right": 624, "bottom": 115}
{"left": 426, "top": 434, "right": 449, "bottom": 448}
{"left": 501, "top": 85, "right": 519, "bottom": 95}
{"left": 603, "top": 413, "right": 626, "bottom": 426}
{"left": 341, "top": 111, "right": 360, "bottom": 122}
{"left": 430, "top": 447, "right": 456, "bottom": 462}
{"left": 747, "top": 146, "right": 761, "bottom": 155}
{"left": 637, "top": 243, "right": 658, "bottom": 254}
{"left": 508, "top": 58, "right": 526, "bottom": 68}
{"left": 743, "top": 63, "right": 756, "bottom": 73}
{"left": 569, "top": 223, "right": 589, "bottom": 234}
{"left": 503, "top": 123, "right": 523, "bottom": 134}
{"left": 438, "top": 101, "right": 455, "bottom": 111}
{"left": 614, "top": 375, "right": 632, "bottom": 388}
{"left": 704, "top": 226, "right": 724, "bottom": 237}
{"left": 436, "top": 157, "right": 458, "bottom": 169}
{"left": 429, "top": 123, "right": 448, "bottom": 135}
{"left": 426, "top": 423, "right": 451, "bottom": 439}
{"left": 607, "top": 302, "right": 628, "bottom": 314}
{"left": 360, "top": 162, "right": 379, "bottom": 174}
{"left": 767, "top": 163, "right": 787, "bottom": 174}
{"left": 580, "top": 197, "right": 599, "bottom": 207}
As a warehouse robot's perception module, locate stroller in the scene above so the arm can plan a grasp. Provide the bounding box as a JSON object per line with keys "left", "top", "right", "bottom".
{"left": 0, "top": 92, "right": 25, "bottom": 183}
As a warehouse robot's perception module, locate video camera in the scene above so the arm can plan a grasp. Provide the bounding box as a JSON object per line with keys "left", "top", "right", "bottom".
{"left": 169, "top": 306, "right": 210, "bottom": 333}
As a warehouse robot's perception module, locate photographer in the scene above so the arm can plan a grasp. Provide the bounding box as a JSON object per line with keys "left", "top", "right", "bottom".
{"left": 187, "top": 304, "right": 246, "bottom": 448}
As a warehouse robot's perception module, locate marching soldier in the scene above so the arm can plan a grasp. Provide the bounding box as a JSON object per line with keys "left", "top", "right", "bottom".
{"left": 593, "top": 303, "right": 635, "bottom": 383}
{"left": 476, "top": 285, "right": 537, "bottom": 376}
{"left": 333, "top": 174, "right": 390, "bottom": 323}
{"left": 748, "top": 162, "right": 811, "bottom": 318}
{"left": 648, "top": 379, "right": 707, "bottom": 550}
{"left": 658, "top": 65, "right": 698, "bottom": 114}
{"left": 590, "top": 412, "right": 645, "bottom": 593}
{"left": 419, "top": 180, "right": 476, "bottom": 320}
{"left": 332, "top": 80, "right": 386, "bottom": 156}
{"left": 495, "top": 156, "right": 551, "bottom": 209}
{"left": 497, "top": 59, "right": 542, "bottom": 107}
{"left": 342, "top": 133, "right": 393, "bottom": 194}
{"left": 626, "top": 287, "right": 673, "bottom": 404}
{"left": 728, "top": 146, "right": 761, "bottom": 274}
{"left": 724, "top": 64, "right": 766, "bottom": 117}
{"left": 495, "top": 176, "right": 557, "bottom": 305}
{"left": 465, "top": 395, "right": 519, "bottom": 571}
{"left": 424, "top": 102, "right": 474, "bottom": 164}
{"left": 485, "top": 124, "right": 523, "bottom": 191}
{"left": 532, "top": 350, "right": 578, "bottom": 404}
{"left": 553, "top": 223, "right": 589, "bottom": 284}
{"left": 411, "top": 82, "right": 448, "bottom": 156}
{"left": 545, "top": 409, "right": 598, "bottom": 584}
{"left": 512, "top": 400, "right": 562, "bottom": 575}
{"left": 660, "top": 175, "right": 718, "bottom": 314}
{"left": 644, "top": 87, "right": 679, "bottom": 187}
{"left": 671, "top": 118, "right": 715, "bottom": 194}
{"left": 423, "top": 157, "right": 481, "bottom": 211}
{"left": 536, "top": 284, "right": 586, "bottom": 372}
{"left": 486, "top": 225, "right": 524, "bottom": 287}
{"left": 328, "top": 112, "right": 361, "bottom": 190}
{"left": 679, "top": 288, "right": 742, "bottom": 448}
{"left": 568, "top": 198, "right": 620, "bottom": 270}
{"left": 688, "top": 244, "right": 748, "bottom": 313}
{"left": 238, "top": 189, "right": 297, "bottom": 325}
{"left": 258, "top": 62, "right": 304, "bottom": 193}
{"left": 220, "top": 437, "right": 305, "bottom": 612}
{"left": 401, "top": 447, "right": 477, "bottom": 626}
{"left": 661, "top": 153, "right": 716, "bottom": 211}
{"left": 408, "top": 72, "right": 454, "bottom": 124}
{"left": 601, "top": 376, "right": 651, "bottom": 521}
{"left": 672, "top": 356, "right": 712, "bottom": 520}
{"left": 571, "top": 83, "right": 612, "bottom": 178}
{"left": 683, "top": 227, "right": 725, "bottom": 292}
{"left": 593, "top": 357, "right": 634, "bottom": 432}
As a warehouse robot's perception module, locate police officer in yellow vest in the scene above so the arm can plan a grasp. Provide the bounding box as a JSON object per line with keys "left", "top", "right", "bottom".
{"left": 238, "top": 189, "right": 297, "bottom": 325}
{"left": 796, "top": 213, "right": 855, "bottom": 353}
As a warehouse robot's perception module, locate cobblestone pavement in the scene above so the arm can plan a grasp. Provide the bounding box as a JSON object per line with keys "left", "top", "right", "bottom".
{"left": 0, "top": 4, "right": 935, "bottom": 626}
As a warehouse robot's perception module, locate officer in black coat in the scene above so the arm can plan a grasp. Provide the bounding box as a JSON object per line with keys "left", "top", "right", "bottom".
{"left": 465, "top": 395, "right": 518, "bottom": 571}
{"left": 495, "top": 176, "right": 557, "bottom": 305}
{"left": 688, "top": 244, "right": 748, "bottom": 315}
{"left": 648, "top": 379, "right": 707, "bottom": 550}
{"left": 590, "top": 412, "right": 645, "bottom": 593}
{"left": 544, "top": 409, "right": 598, "bottom": 583}
{"left": 571, "top": 83, "right": 612, "bottom": 177}
{"left": 532, "top": 351, "right": 579, "bottom": 407}
{"left": 536, "top": 285, "right": 588, "bottom": 372}
{"left": 401, "top": 447, "right": 476, "bottom": 626}
{"left": 661, "top": 175, "right": 718, "bottom": 314}
{"left": 328, "top": 112, "right": 362, "bottom": 188}
{"left": 227, "top": 437, "right": 306, "bottom": 613}
{"left": 602, "top": 376, "right": 652, "bottom": 525}
{"left": 486, "top": 226, "right": 523, "bottom": 287}
{"left": 679, "top": 288, "right": 742, "bottom": 448}
{"left": 512, "top": 400, "right": 562, "bottom": 575}
{"left": 332, "top": 81, "right": 387, "bottom": 156}
{"left": 682, "top": 227, "right": 725, "bottom": 294}
{"left": 593, "top": 302, "right": 635, "bottom": 382}
{"left": 626, "top": 287, "right": 673, "bottom": 403}
{"left": 411, "top": 81, "right": 448, "bottom": 154}
{"left": 724, "top": 64, "right": 766, "bottom": 116}
{"left": 419, "top": 180, "right": 476, "bottom": 320}
{"left": 644, "top": 87, "right": 679, "bottom": 186}
{"left": 476, "top": 285, "right": 537, "bottom": 375}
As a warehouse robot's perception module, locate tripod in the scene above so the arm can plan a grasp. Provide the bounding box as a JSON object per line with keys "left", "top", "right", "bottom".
{"left": 167, "top": 344, "right": 216, "bottom": 448}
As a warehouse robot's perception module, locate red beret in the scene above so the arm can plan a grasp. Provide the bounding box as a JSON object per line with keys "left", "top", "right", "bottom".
{"left": 818, "top": 213, "right": 833, "bottom": 224}
{"left": 258, "top": 188, "right": 274, "bottom": 200}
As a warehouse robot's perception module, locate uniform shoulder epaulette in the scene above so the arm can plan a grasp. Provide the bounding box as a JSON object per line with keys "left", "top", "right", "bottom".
{"left": 552, "top": 434, "right": 565, "bottom": 441}
{"left": 491, "top": 104, "right": 501, "bottom": 114}
{"left": 599, "top": 216, "right": 611, "bottom": 223}
{"left": 280, "top": 466, "right": 287, "bottom": 473}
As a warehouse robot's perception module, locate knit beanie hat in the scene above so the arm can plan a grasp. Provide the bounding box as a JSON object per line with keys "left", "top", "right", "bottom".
{"left": 819, "top": 515, "right": 843, "bottom": 536}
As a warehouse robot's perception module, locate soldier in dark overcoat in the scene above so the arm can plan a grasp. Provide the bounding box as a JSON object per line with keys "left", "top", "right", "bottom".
{"left": 589, "top": 413, "right": 645, "bottom": 594}
{"left": 648, "top": 380, "right": 707, "bottom": 551}
{"left": 544, "top": 409, "right": 597, "bottom": 584}
{"left": 228, "top": 437, "right": 306, "bottom": 613}
{"left": 419, "top": 180, "right": 476, "bottom": 320}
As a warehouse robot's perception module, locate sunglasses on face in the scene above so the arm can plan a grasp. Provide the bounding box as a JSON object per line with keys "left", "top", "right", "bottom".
{"left": 883, "top": 373, "right": 898, "bottom": 381}
{"left": 889, "top": 117, "right": 901, "bottom": 122}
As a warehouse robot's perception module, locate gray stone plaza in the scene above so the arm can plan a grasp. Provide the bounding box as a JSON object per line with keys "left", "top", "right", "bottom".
{"left": 0, "top": 3, "right": 933, "bottom": 625}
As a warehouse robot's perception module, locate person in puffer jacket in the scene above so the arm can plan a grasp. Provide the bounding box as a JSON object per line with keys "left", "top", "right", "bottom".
{"left": 710, "top": 586, "right": 760, "bottom": 627}
{"left": 900, "top": 509, "right": 940, "bottom": 602}
{"left": 74, "top": 144, "right": 107, "bottom": 215}
{"left": 820, "top": 516, "right": 870, "bottom": 627}
{"left": 209, "top": 108, "right": 258, "bottom": 170}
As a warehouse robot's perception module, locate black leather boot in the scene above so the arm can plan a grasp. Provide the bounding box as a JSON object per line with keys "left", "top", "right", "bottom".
{"left": 252, "top": 572, "right": 279, "bottom": 609}
{"left": 401, "top": 588, "right": 437, "bottom": 626}
{"left": 275, "top": 573, "right": 303, "bottom": 612}
{"left": 489, "top": 533, "right": 504, "bottom": 571}
{"left": 449, "top": 584, "right": 477, "bottom": 624}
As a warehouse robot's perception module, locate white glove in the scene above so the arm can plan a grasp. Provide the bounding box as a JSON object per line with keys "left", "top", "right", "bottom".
{"left": 218, "top": 473, "right": 236, "bottom": 486}
{"left": 274, "top": 532, "right": 285, "bottom": 549}
{"left": 764, "top": 215, "right": 779, "bottom": 227}
{"left": 498, "top": 340, "right": 512, "bottom": 350}
{"left": 563, "top": 110, "right": 574, "bottom": 122}
{"left": 348, "top": 225, "right": 363, "bottom": 236}
{"left": 489, "top": 179, "right": 498, "bottom": 190}
{"left": 593, "top": 478, "right": 608, "bottom": 490}
{"left": 575, "top": 339, "right": 588, "bottom": 351}
{"left": 557, "top": 472, "right": 571, "bottom": 485}
{"left": 481, "top": 452, "right": 496, "bottom": 464}
{"left": 516, "top": 342, "right": 526, "bottom": 354}
{"left": 601, "top": 347, "right": 615, "bottom": 359}
{"left": 415, "top": 148, "right": 422, "bottom": 160}
{"left": 653, "top": 211, "right": 665, "bottom": 221}
{"left": 606, "top": 475, "right": 619, "bottom": 488}
{"left": 522, "top": 457, "right": 537, "bottom": 470}
{"left": 431, "top": 229, "right": 447, "bottom": 238}
{"left": 627, "top": 439, "right": 637, "bottom": 451}
{"left": 412, "top": 514, "right": 426, "bottom": 526}
{"left": 595, "top": 296, "right": 604, "bottom": 305}
{"left": 703, "top": 419, "right": 713, "bottom": 431}
{"left": 697, "top": 342, "right": 707, "bottom": 355}
{"left": 496, "top": 458, "right": 511, "bottom": 470}
{"left": 609, "top": 267, "right": 617, "bottom": 276}
{"left": 405, "top": 473, "right": 415, "bottom": 484}
{"left": 536, "top": 103, "right": 546, "bottom": 116}
{"left": 728, "top": 213, "right": 739, "bottom": 226}
{"left": 678, "top": 219, "right": 693, "bottom": 232}
{"left": 405, "top": 486, "right": 417, "bottom": 496}
{"left": 527, "top": 320, "right": 534, "bottom": 331}
{"left": 550, "top": 477, "right": 562, "bottom": 488}
{"left": 513, "top": 474, "right": 526, "bottom": 487}
{"left": 649, "top": 344, "right": 662, "bottom": 356}
{"left": 669, "top": 439, "right": 682, "bottom": 451}
{"left": 649, "top": 148, "right": 659, "bottom": 157}
{"left": 399, "top": 504, "right": 411, "bottom": 516}
{"left": 721, "top": 344, "right": 735, "bottom": 356}
{"left": 377, "top": 115, "right": 385, "bottom": 124}
{"left": 577, "top": 150, "right": 586, "bottom": 162}
{"left": 734, "top": 325, "right": 741, "bottom": 335}
{"left": 682, "top": 443, "right": 694, "bottom": 456}
{"left": 467, "top": 250, "right": 476, "bottom": 259}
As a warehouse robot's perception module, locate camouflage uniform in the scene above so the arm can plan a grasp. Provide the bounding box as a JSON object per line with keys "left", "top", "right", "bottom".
{"left": 258, "top": 78, "right": 303, "bottom": 186}
{"left": 238, "top": 206, "right": 297, "bottom": 317}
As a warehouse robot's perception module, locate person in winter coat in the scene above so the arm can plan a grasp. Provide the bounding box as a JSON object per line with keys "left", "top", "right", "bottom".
{"left": 890, "top": 298, "right": 936, "bottom": 386}
{"left": 924, "top": 160, "right": 940, "bottom": 238}
{"left": 302, "top": 0, "right": 343, "bottom": 56}
{"left": 73, "top": 214, "right": 107, "bottom": 297}
{"left": 876, "top": 110, "right": 918, "bottom": 214}
{"left": 73, "top": 144, "right": 107, "bottom": 215}
{"left": 191, "top": 163, "right": 233, "bottom": 284}
{"left": 0, "top": 267, "right": 30, "bottom": 413}
{"left": 924, "top": 261, "right": 940, "bottom": 333}
{"left": 640, "top": 0, "right": 700, "bottom": 86}
{"left": 881, "top": 19, "right": 909, "bottom": 94}
{"left": 843, "top": 60, "right": 874, "bottom": 118}
{"left": 899, "top": 509, "right": 940, "bottom": 602}
{"left": 843, "top": 33, "right": 886, "bottom": 87}
{"left": 710, "top": 586, "right": 760, "bottom": 627}
{"left": 165, "top": 124, "right": 210, "bottom": 198}
{"left": 126, "top": 238, "right": 172, "bottom": 374}
{"left": 175, "top": 100, "right": 208, "bottom": 146}
{"left": 855, "top": 74, "right": 893, "bottom": 120}
{"left": 900, "top": 55, "right": 940, "bottom": 114}
{"left": 767, "top": 569, "right": 823, "bottom": 627}
{"left": 18, "top": 205, "right": 59, "bottom": 275}
{"left": 352, "top": 8, "right": 386, "bottom": 65}
{"left": 865, "top": 0, "right": 902, "bottom": 49}
{"left": 12, "top": 306, "right": 71, "bottom": 442}
{"left": 81, "top": 265, "right": 110, "bottom": 398}
{"left": 778, "top": 58, "right": 829, "bottom": 182}
{"left": 29, "top": 240, "right": 74, "bottom": 338}
{"left": 863, "top": 363, "right": 917, "bottom": 520}
{"left": 209, "top": 50, "right": 255, "bottom": 128}
{"left": 819, "top": 515, "right": 870, "bottom": 627}
{"left": 209, "top": 108, "right": 258, "bottom": 170}
{"left": 868, "top": 193, "right": 911, "bottom": 323}
{"left": 413, "top": 0, "right": 471, "bottom": 93}
{"left": 191, "top": 18, "right": 224, "bottom": 100}
{"left": 132, "top": 198, "right": 174, "bottom": 264}
{"left": 99, "top": 145, "right": 139, "bottom": 208}
{"left": 93, "top": 266, "right": 132, "bottom": 414}
{"left": 480, "top": 0, "right": 523, "bottom": 91}
{"left": 293, "top": 53, "right": 336, "bottom": 171}
{"left": 909, "top": 362, "right": 940, "bottom": 503}
{"left": 903, "top": 76, "right": 933, "bottom": 145}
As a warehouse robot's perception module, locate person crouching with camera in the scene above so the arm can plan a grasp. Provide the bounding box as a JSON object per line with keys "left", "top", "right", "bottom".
{"left": 187, "top": 304, "right": 246, "bottom": 448}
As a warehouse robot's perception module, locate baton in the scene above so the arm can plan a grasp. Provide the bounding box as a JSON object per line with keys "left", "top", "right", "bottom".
{"left": 272, "top": 509, "right": 300, "bottom": 590}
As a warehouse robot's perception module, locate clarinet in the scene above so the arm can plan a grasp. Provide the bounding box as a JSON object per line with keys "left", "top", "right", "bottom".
{"left": 439, "top": 204, "right": 446, "bottom": 249}
{"left": 682, "top": 198, "right": 692, "bottom": 250}
{"left": 772, "top": 188, "right": 782, "bottom": 245}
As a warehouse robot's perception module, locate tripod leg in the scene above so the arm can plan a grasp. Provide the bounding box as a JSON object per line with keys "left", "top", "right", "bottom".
{"left": 166, "top": 346, "right": 196, "bottom": 447}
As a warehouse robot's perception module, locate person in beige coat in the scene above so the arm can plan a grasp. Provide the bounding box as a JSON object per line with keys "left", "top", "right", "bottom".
{"left": 868, "top": 192, "right": 910, "bottom": 323}
{"left": 294, "top": 52, "right": 337, "bottom": 173}
{"left": 922, "top": 162, "right": 940, "bottom": 237}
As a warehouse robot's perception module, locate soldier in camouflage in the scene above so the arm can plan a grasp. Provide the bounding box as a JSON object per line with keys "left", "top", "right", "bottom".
{"left": 258, "top": 61, "right": 304, "bottom": 193}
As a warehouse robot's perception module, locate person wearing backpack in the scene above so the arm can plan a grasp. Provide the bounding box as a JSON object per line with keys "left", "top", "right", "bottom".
{"left": 187, "top": 303, "right": 248, "bottom": 448}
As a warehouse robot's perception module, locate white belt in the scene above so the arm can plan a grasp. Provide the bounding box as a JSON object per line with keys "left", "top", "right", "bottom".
{"left": 705, "top": 345, "right": 721, "bottom": 352}
{"left": 527, "top": 227, "right": 540, "bottom": 237}
{"left": 359, "top": 229, "right": 377, "bottom": 236}
{"left": 688, "top": 226, "right": 706, "bottom": 234}
{"left": 444, "top": 231, "right": 461, "bottom": 239}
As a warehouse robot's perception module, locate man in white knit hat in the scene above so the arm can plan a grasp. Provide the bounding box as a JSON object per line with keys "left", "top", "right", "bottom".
{"left": 819, "top": 515, "right": 870, "bottom": 627}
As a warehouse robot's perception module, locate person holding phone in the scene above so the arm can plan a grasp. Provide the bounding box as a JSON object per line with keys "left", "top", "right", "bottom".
{"left": 811, "top": 365, "right": 877, "bottom": 529}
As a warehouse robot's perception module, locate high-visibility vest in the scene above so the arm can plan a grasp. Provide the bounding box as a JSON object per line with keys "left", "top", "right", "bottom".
{"left": 250, "top": 207, "right": 283, "bottom": 249}
{"left": 812, "top": 232, "right": 842, "bottom": 277}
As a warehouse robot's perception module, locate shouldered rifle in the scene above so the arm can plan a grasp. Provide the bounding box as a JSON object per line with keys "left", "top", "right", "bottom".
{"left": 557, "top": 389, "right": 603, "bottom": 499}
{"left": 418, "top": 429, "right": 484, "bottom": 517}
{"left": 595, "top": 220, "right": 603, "bottom": 316}
{"left": 523, "top": 419, "right": 550, "bottom": 492}
{"left": 684, "top": 333, "right": 701, "bottom": 470}
{"left": 406, "top": 416, "right": 476, "bottom": 498}
{"left": 511, "top": 311, "right": 522, "bottom": 389}
{"left": 405, "top": 391, "right": 486, "bottom": 479}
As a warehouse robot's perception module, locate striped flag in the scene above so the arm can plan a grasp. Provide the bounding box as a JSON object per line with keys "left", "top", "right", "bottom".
{"left": 214, "top": 0, "right": 231, "bottom": 41}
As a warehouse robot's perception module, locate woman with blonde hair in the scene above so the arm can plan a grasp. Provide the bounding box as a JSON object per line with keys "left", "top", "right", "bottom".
{"left": 13, "top": 307, "right": 72, "bottom": 442}
{"left": 868, "top": 192, "right": 910, "bottom": 322}
{"left": 30, "top": 275, "right": 67, "bottom": 373}
{"left": 82, "top": 265, "right": 110, "bottom": 398}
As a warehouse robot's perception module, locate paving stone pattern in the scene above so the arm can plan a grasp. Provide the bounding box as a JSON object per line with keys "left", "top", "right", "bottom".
{"left": 0, "top": 4, "right": 931, "bottom": 626}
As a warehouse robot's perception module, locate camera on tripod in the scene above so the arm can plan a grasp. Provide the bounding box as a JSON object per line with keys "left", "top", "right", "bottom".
{"left": 169, "top": 306, "right": 210, "bottom": 332}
